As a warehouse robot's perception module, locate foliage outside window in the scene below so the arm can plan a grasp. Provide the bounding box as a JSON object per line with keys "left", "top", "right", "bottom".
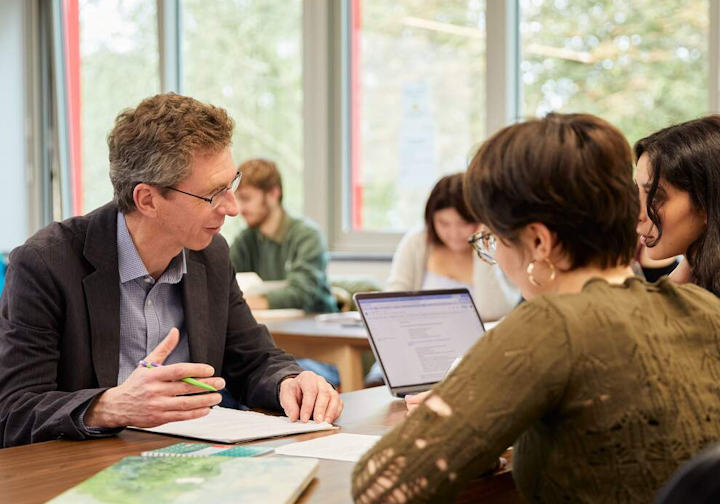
{"left": 80, "top": 0, "right": 159, "bottom": 213}
{"left": 351, "top": 0, "right": 487, "bottom": 233}
{"left": 520, "top": 0, "right": 709, "bottom": 146}
{"left": 183, "top": 0, "right": 303, "bottom": 242}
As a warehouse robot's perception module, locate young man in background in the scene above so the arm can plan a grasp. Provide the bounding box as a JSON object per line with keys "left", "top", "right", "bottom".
{"left": 230, "top": 159, "right": 336, "bottom": 314}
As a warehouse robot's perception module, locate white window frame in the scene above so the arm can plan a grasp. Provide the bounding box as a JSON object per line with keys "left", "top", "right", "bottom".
{"left": 307, "top": 0, "right": 521, "bottom": 254}
{"left": 710, "top": 0, "right": 720, "bottom": 112}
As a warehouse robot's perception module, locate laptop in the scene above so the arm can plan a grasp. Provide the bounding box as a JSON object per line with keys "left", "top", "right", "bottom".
{"left": 354, "top": 289, "right": 486, "bottom": 397}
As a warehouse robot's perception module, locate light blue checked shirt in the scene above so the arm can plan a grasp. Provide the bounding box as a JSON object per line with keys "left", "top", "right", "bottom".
{"left": 116, "top": 212, "right": 190, "bottom": 384}
{"left": 75, "top": 212, "right": 190, "bottom": 435}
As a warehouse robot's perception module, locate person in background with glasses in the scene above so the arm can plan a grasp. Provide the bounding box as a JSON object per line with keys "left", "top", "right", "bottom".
{"left": 0, "top": 93, "right": 341, "bottom": 448}
{"left": 352, "top": 113, "right": 720, "bottom": 503}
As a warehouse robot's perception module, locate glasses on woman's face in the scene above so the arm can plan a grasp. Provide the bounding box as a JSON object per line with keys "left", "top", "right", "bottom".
{"left": 468, "top": 231, "right": 497, "bottom": 265}
{"left": 164, "top": 171, "right": 242, "bottom": 210}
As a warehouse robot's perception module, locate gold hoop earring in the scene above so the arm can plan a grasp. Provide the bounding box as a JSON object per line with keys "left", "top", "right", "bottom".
{"left": 526, "top": 258, "right": 556, "bottom": 287}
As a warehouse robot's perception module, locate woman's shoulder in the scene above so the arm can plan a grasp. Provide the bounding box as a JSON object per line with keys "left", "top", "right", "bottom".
{"left": 492, "top": 295, "right": 568, "bottom": 337}
{"left": 398, "top": 227, "right": 428, "bottom": 246}
{"left": 579, "top": 275, "right": 720, "bottom": 311}
{"left": 527, "top": 276, "right": 720, "bottom": 341}
{"left": 392, "top": 228, "right": 429, "bottom": 261}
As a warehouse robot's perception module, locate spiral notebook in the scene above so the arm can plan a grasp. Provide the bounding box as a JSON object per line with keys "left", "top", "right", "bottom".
{"left": 141, "top": 442, "right": 272, "bottom": 458}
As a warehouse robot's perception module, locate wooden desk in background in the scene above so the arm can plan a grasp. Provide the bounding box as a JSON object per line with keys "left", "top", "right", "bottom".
{"left": 0, "top": 387, "right": 521, "bottom": 503}
{"left": 260, "top": 316, "right": 371, "bottom": 392}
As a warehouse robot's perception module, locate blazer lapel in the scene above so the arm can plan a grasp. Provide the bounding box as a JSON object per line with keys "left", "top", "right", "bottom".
{"left": 182, "top": 256, "right": 210, "bottom": 364}
{"left": 82, "top": 203, "right": 121, "bottom": 387}
{"left": 83, "top": 270, "right": 121, "bottom": 387}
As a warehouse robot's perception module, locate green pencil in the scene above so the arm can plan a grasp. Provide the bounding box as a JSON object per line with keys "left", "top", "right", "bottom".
{"left": 180, "top": 376, "right": 217, "bottom": 392}
{"left": 140, "top": 360, "right": 218, "bottom": 392}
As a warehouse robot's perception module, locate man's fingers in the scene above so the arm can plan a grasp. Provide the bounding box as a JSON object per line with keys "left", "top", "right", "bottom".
{"left": 156, "top": 392, "right": 222, "bottom": 412}
{"left": 323, "top": 394, "right": 343, "bottom": 423}
{"left": 162, "top": 377, "right": 226, "bottom": 396}
{"left": 279, "top": 380, "right": 300, "bottom": 422}
{"left": 150, "top": 362, "right": 216, "bottom": 382}
{"left": 299, "top": 380, "right": 318, "bottom": 423}
{"left": 311, "top": 387, "right": 331, "bottom": 423}
{"left": 144, "top": 328, "right": 180, "bottom": 365}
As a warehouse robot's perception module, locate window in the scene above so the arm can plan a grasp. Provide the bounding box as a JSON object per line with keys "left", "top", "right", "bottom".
{"left": 52, "top": 1, "right": 717, "bottom": 254}
{"left": 183, "top": 0, "right": 303, "bottom": 242}
{"left": 520, "top": 0, "right": 709, "bottom": 145}
{"left": 346, "top": 0, "right": 487, "bottom": 234}
{"left": 79, "top": 0, "right": 159, "bottom": 214}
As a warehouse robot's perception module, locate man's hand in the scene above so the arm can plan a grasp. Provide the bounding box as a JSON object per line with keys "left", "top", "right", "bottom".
{"left": 84, "top": 328, "right": 225, "bottom": 429}
{"left": 279, "top": 371, "right": 343, "bottom": 423}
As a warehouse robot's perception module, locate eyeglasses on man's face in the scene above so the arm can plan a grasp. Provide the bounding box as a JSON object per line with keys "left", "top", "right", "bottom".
{"left": 468, "top": 230, "right": 497, "bottom": 265}
{"left": 164, "top": 171, "right": 242, "bottom": 209}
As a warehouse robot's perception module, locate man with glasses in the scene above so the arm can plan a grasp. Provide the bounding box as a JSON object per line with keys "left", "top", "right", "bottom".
{"left": 0, "top": 93, "right": 342, "bottom": 447}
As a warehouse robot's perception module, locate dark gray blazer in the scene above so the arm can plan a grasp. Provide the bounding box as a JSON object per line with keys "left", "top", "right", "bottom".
{"left": 0, "top": 202, "right": 302, "bottom": 447}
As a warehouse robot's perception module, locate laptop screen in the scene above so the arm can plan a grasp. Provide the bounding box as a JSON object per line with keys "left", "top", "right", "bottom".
{"left": 356, "top": 290, "right": 485, "bottom": 388}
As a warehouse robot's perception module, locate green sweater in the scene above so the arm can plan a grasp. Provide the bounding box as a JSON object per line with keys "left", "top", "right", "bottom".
{"left": 352, "top": 277, "right": 720, "bottom": 503}
{"left": 229, "top": 212, "right": 336, "bottom": 313}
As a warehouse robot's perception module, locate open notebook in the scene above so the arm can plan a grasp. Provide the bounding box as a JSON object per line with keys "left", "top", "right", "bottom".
{"left": 47, "top": 456, "right": 318, "bottom": 504}
{"left": 130, "top": 407, "right": 335, "bottom": 443}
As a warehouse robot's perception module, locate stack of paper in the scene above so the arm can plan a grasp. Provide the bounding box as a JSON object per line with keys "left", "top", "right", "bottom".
{"left": 274, "top": 433, "right": 381, "bottom": 462}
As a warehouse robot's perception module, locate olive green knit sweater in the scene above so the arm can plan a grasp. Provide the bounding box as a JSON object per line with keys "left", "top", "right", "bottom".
{"left": 352, "top": 277, "right": 720, "bottom": 503}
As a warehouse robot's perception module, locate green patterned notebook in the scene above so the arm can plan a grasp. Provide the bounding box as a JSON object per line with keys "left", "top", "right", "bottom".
{"left": 141, "top": 442, "right": 272, "bottom": 458}
{"left": 47, "top": 455, "right": 319, "bottom": 504}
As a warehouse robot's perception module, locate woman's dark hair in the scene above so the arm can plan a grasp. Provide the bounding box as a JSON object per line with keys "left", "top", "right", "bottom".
{"left": 464, "top": 112, "right": 639, "bottom": 269}
{"left": 425, "top": 173, "right": 476, "bottom": 246}
{"left": 634, "top": 115, "right": 720, "bottom": 296}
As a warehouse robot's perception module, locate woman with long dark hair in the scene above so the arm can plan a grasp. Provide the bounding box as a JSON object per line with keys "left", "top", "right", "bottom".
{"left": 635, "top": 115, "right": 720, "bottom": 296}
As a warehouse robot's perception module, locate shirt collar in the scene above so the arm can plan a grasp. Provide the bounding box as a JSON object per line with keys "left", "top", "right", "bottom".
{"left": 116, "top": 212, "right": 187, "bottom": 284}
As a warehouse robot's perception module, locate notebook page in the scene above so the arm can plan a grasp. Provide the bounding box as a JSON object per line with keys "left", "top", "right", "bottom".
{"left": 131, "top": 407, "right": 335, "bottom": 443}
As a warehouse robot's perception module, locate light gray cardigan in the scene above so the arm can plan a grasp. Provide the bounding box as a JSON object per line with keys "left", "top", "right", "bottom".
{"left": 386, "top": 229, "right": 521, "bottom": 321}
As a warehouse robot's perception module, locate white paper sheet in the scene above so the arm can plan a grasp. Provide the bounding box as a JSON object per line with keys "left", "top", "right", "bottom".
{"left": 131, "top": 407, "right": 336, "bottom": 443}
{"left": 274, "top": 433, "right": 381, "bottom": 462}
{"left": 236, "top": 272, "right": 289, "bottom": 296}
{"left": 251, "top": 308, "right": 305, "bottom": 320}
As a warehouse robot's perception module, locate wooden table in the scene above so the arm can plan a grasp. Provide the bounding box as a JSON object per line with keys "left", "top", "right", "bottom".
{"left": 0, "top": 387, "right": 521, "bottom": 503}
{"left": 261, "top": 316, "right": 371, "bottom": 392}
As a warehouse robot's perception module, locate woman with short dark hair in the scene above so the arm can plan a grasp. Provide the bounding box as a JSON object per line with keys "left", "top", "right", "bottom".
{"left": 635, "top": 115, "right": 720, "bottom": 296}
{"left": 351, "top": 113, "right": 720, "bottom": 503}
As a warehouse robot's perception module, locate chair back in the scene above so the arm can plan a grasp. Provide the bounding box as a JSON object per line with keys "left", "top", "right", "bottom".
{"left": 654, "top": 444, "right": 720, "bottom": 503}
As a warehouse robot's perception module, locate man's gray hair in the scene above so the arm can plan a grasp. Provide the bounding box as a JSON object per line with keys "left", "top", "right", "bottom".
{"left": 108, "top": 93, "right": 234, "bottom": 213}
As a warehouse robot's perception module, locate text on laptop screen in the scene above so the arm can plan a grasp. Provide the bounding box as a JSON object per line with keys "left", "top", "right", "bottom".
{"left": 359, "top": 292, "right": 484, "bottom": 388}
